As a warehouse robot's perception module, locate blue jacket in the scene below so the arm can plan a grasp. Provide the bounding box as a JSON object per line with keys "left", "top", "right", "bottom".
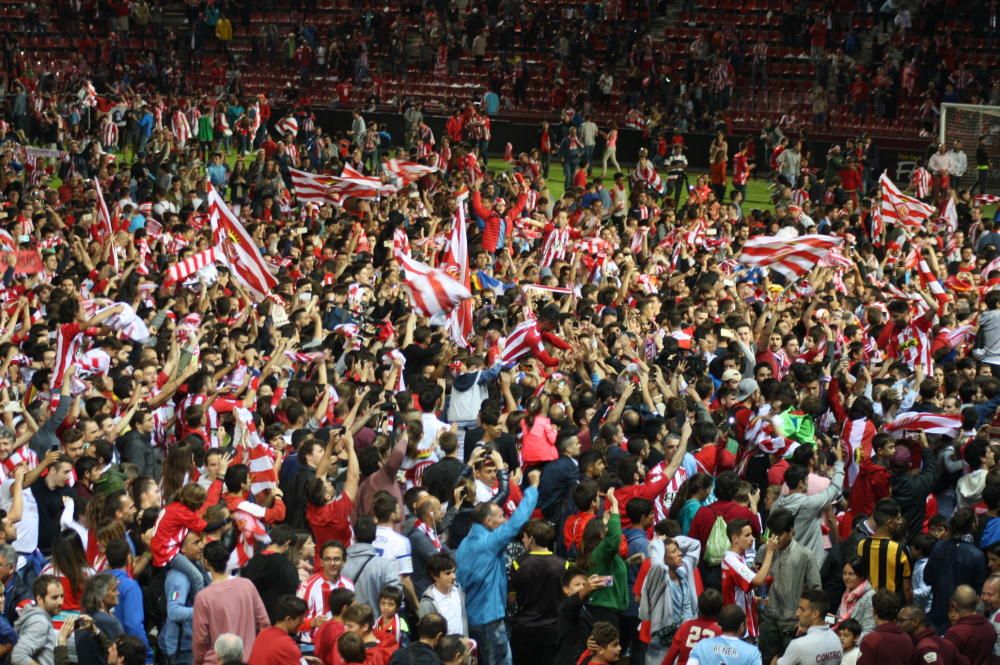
{"left": 926, "top": 537, "right": 987, "bottom": 631}
{"left": 456, "top": 486, "right": 538, "bottom": 625}
{"left": 537, "top": 456, "right": 579, "bottom": 522}
{"left": 158, "top": 569, "right": 197, "bottom": 656}
{"left": 111, "top": 568, "right": 151, "bottom": 661}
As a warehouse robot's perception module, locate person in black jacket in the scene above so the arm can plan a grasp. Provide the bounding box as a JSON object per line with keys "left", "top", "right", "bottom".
{"left": 116, "top": 409, "right": 156, "bottom": 477}
{"left": 388, "top": 613, "right": 448, "bottom": 665}
{"left": 537, "top": 433, "right": 581, "bottom": 523}
{"left": 888, "top": 433, "right": 938, "bottom": 542}
{"left": 0, "top": 543, "right": 30, "bottom": 624}
{"left": 241, "top": 525, "right": 300, "bottom": 624}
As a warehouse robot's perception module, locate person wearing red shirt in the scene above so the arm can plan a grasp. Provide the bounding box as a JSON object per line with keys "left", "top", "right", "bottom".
{"left": 731, "top": 140, "right": 753, "bottom": 197}
{"left": 248, "top": 595, "right": 309, "bottom": 665}
{"left": 314, "top": 588, "right": 357, "bottom": 665}
{"left": 662, "top": 589, "right": 723, "bottom": 665}
{"left": 688, "top": 471, "right": 761, "bottom": 559}
{"left": 306, "top": 433, "right": 360, "bottom": 564}
{"left": 850, "top": 434, "right": 894, "bottom": 517}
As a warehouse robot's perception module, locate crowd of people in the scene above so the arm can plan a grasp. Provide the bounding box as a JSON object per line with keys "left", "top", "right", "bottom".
{"left": 1, "top": 9, "right": 1000, "bottom": 662}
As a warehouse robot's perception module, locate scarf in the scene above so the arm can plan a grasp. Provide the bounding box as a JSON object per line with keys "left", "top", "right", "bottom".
{"left": 838, "top": 580, "right": 870, "bottom": 622}
{"left": 415, "top": 519, "right": 441, "bottom": 551}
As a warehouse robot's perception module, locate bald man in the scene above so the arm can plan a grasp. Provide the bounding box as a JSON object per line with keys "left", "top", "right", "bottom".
{"left": 943, "top": 585, "right": 997, "bottom": 665}
{"left": 979, "top": 575, "right": 1000, "bottom": 662}
{"left": 896, "top": 606, "right": 961, "bottom": 665}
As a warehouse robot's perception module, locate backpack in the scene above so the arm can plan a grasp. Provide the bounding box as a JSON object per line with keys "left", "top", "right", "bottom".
{"left": 704, "top": 515, "right": 730, "bottom": 566}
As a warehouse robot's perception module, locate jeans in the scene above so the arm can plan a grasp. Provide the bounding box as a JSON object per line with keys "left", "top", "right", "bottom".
{"left": 469, "top": 620, "right": 512, "bottom": 665}
{"left": 169, "top": 554, "right": 206, "bottom": 594}
{"left": 169, "top": 651, "right": 193, "bottom": 665}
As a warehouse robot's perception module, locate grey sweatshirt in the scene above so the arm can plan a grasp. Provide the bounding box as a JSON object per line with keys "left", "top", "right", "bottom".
{"left": 12, "top": 606, "right": 55, "bottom": 665}
{"left": 772, "top": 461, "right": 845, "bottom": 567}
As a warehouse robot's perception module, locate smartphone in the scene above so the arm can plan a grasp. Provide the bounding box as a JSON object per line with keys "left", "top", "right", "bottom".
{"left": 597, "top": 576, "right": 614, "bottom": 588}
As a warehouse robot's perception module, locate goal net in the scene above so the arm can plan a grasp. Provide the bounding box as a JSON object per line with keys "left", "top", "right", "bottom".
{"left": 940, "top": 103, "right": 1000, "bottom": 193}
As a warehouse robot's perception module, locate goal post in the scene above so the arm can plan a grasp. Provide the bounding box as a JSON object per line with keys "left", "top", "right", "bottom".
{"left": 940, "top": 103, "right": 1000, "bottom": 193}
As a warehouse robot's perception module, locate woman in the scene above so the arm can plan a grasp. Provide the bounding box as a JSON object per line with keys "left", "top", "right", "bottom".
{"left": 837, "top": 557, "right": 875, "bottom": 636}
{"left": 669, "top": 473, "right": 714, "bottom": 535}
{"left": 82, "top": 573, "right": 124, "bottom": 640}
{"left": 520, "top": 396, "right": 557, "bottom": 470}
{"left": 579, "top": 487, "right": 628, "bottom": 630}
{"left": 161, "top": 443, "right": 197, "bottom": 502}
{"left": 41, "top": 529, "right": 96, "bottom": 612}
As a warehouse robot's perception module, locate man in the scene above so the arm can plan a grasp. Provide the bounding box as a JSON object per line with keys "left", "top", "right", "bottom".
{"left": 856, "top": 589, "right": 913, "bottom": 665}
{"left": 247, "top": 595, "right": 308, "bottom": 665}
{"left": 537, "top": 433, "right": 581, "bottom": 523}
{"left": 214, "top": 634, "right": 245, "bottom": 665}
{"left": 159, "top": 531, "right": 206, "bottom": 665}
{"left": 30, "top": 454, "right": 76, "bottom": 555}
{"left": 388, "top": 613, "right": 448, "bottom": 665}
{"left": 242, "top": 525, "right": 300, "bottom": 623}
{"left": 687, "top": 604, "right": 762, "bottom": 665}
{"left": 281, "top": 435, "right": 337, "bottom": 530}
{"left": 896, "top": 605, "right": 960, "bottom": 665}
{"left": 106, "top": 539, "right": 150, "bottom": 658}
{"left": 638, "top": 533, "right": 702, "bottom": 665}
{"left": 372, "top": 491, "right": 419, "bottom": 610}
{"left": 856, "top": 500, "right": 911, "bottom": 602}
{"left": 342, "top": 516, "right": 402, "bottom": 612}
{"left": 771, "top": 442, "right": 845, "bottom": 567}
{"left": 925, "top": 508, "right": 987, "bottom": 631}
{"left": 456, "top": 469, "right": 540, "bottom": 665}
{"left": 421, "top": 432, "right": 465, "bottom": 505}
{"left": 298, "top": 540, "right": 355, "bottom": 641}
{"left": 12, "top": 574, "right": 62, "bottom": 665}
{"left": 756, "top": 509, "right": 821, "bottom": 665}
{"left": 117, "top": 409, "right": 156, "bottom": 477}
{"left": 776, "top": 590, "right": 842, "bottom": 665}
{"left": 979, "top": 574, "right": 1000, "bottom": 662}
{"left": 943, "top": 585, "right": 997, "bottom": 665}
{"left": 510, "top": 520, "right": 566, "bottom": 665}
{"left": 0, "top": 543, "right": 29, "bottom": 624}
{"left": 722, "top": 519, "right": 778, "bottom": 639}
{"left": 192, "top": 541, "right": 270, "bottom": 665}
{"left": 887, "top": 434, "right": 938, "bottom": 541}
{"left": 876, "top": 296, "right": 939, "bottom": 376}
{"left": 313, "top": 588, "right": 356, "bottom": 665}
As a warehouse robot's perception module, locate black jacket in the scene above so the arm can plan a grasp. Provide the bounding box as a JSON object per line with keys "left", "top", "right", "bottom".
{"left": 117, "top": 429, "right": 156, "bottom": 477}
{"left": 389, "top": 641, "right": 441, "bottom": 665}
{"left": 889, "top": 447, "right": 938, "bottom": 541}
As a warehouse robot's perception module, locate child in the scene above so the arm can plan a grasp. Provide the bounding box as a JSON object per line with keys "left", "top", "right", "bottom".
{"left": 343, "top": 603, "right": 398, "bottom": 663}
{"left": 562, "top": 482, "right": 599, "bottom": 557}
{"left": 314, "top": 588, "right": 356, "bottom": 665}
{"left": 149, "top": 483, "right": 226, "bottom": 594}
{"left": 418, "top": 552, "right": 468, "bottom": 636}
{"left": 910, "top": 533, "right": 936, "bottom": 614}
{"left": 374, "top": 586, "right": 409, "bottom": 648}
{"left": 663, "top": 588, "right": 723, "bottom": 665}
{"left": 838, "top": 618, "right": 862, "bottom": 665}
{"left": 721, "top": 519, "right": 778, "bottom": 639}
{"left": 555, "top": 567, "right": 600, "bottom": 665}
{"left": 579, "top": 622, "right": 622, "bottom": 665}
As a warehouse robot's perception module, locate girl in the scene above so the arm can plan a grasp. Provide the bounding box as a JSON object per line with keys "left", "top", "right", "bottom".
{"left": 40, "top": 529, "right": 95, "bottom": 612}
{"left": 149, "top": 483, "right": 225, "bottom": 594}
{"left": 669, "top": 473, "right": 713, "bottom": 535}
{"left": 579, "top": 488, "right": 628, "bottom": 631}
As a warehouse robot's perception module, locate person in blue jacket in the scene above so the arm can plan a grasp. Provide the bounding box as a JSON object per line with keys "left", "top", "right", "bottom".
{"left": 159, "top": 532, "right": 208, "bottom": 665}
{"left": 456, "top": 469, "right": 540, "bottom": 665}
{"left": 107, "top": 539, "right": 152, "bottom": 663}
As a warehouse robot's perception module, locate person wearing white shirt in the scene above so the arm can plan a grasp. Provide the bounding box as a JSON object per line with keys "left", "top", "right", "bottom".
{"left": 418, "top": 552, "right": 469, "bottom": 636}
{"left": 949, "top": 140, "right": 968, "bottom": 178}
{"left": 776, "top": 590, "right": 842, "bottom": 665}
{"left": 372, "top": 491, "right": 419, "bottom": 611}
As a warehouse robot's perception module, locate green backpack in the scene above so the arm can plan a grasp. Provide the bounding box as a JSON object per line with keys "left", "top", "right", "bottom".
{"left": 704, "top": 515, "right": 730, "bottom": 566}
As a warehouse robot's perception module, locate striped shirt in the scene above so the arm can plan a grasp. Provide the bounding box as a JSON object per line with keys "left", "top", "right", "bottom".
{"left": 722, "top": 550, "right": 759, "bottom": 637}
{"left": 856, "top": 537, "right": 911, "bottom": 598}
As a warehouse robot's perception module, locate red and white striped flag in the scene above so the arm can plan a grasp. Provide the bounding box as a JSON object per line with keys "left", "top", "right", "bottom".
{"left": 737, "top": 234, "right": 841, "bottom": 283}
{"left": 840, "top": 417, "right": 875, "bottom": 486}
{"left": 445, "top": 189, "right": 472, "bottom": 347}
{"left": 879, "top": 172, "right": 936, "bottom": 230}
{"left": 93, "top": 177, "right": 119, "bottom": 271}
{"left": 939, "top": 196, "right": 958, "bottom": 232}
{"left": 915, "top": 248, "right": 948, "bottom": 309}
{"left": 884, "top": 412, "right": 962, "bottom": 438}
{"left": 633, "top": 161, "right": 666, "bottom": 196}
{"left": 208, "top": 186, "right": 278, "bottom": 302}
{"left": 938, "top": 324, "right": 975, "bottom": 351}
{"left": 395, "top": 251, "right": 472, "bottom": 319}
{"left": 384, "top": 159, "right": 438, "bottom": 186}
{"left": 974, "top": 194, "right": 1000, "bottom": 207}
{"left": 164, "top": 248, "right": 219, "bottom": 288}
{"left": 500, "top": 318, "right": 542, "bottom": 365}
{"left": 276, "top": 115, "right": 299, "bottom": 138}
{"left": 983, "top": 255, "right": 1000, "bottom": 279}
{"left": 818, "top": 247, "right": 853, "bottom": 270}
{"left": 288, "top": 167, "right": 341, "bottom": 207}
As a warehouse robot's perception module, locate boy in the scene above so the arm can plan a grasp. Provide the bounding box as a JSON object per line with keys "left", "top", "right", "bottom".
{"left": 418, "top": 552, "right": 468, "bottom": 636}
{"left": 721, "top": 519, "right": 779, "bottom": 638}
{"left": 838, "top": 618, "right": 861, "bottom": 665}
{"left": 579, "top": 622, "right": 622, "bottom": 665}
{"left": 850, "top": 433, "right": 893, "bottom": 516}
{"left": 314, "top": 588, "right": 357, "bottom": 665}
{"left": 343, "top": 603, "right": 398, "bottom": 662}
{"left": 563, "top": 482, "right": 600, "bottom": 557}
{"left": 375, "top": 586, "right": 409, "bottom": 648}
{"left": 662, "top": 588, "right": 723, "bottom": 665}
{"left": 555, "top": 567, "right": 601, "bottom": 665}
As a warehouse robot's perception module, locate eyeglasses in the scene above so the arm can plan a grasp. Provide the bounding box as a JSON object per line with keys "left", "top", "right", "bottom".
{"left": 321, "top": 557, "right": 343, "bottom": 563}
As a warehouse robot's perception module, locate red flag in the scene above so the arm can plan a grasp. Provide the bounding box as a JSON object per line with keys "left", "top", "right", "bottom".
{"left": 93, "top": 177, "right": 119, "bottom": 271}
{"left": 395, "top": 251, "right": 471, "bottom": 318}
{"left": 164, "top": 247, "right": 219, "bottom": 288}
{"left": 208, "top": 186, "right": 278, "bottom": 302}
{"left": 288, "top": 167, "right": 342, "bottom": 207}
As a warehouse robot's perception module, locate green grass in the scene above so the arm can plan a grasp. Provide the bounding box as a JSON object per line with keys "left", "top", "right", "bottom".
{"left": 484, "top": 159, "right": 777, "bottom": 211}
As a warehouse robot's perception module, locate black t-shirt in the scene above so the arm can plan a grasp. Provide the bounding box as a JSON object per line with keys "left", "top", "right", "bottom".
{"left": 511, "top": 552, "right": 568, "bottom": 628}
{"left": 555, "top": 593, "right": 592, "bottom": 665}
{"left": 462, "top": 429, "right": 519, "bottom": 470}
{"left": 421, "top": 457, "right": 465, "bottom": 505}
{"left": 30, "top": 478, "right": 77, "bottom": 555}
{"left": 242, "top": 551, "right": 301, "bottom": 623}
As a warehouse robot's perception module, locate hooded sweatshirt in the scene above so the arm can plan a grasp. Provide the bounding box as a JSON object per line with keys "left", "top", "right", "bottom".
{"left": 771, "top": 461, "right": 845, "bottom": 567}
{"left": 12, "top": 606, "right": 56, "bottom": 665}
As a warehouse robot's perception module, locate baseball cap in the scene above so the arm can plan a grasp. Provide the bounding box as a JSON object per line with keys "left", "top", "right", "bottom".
{"left": 722, "top": 369, "right": 742, "bottom": 383}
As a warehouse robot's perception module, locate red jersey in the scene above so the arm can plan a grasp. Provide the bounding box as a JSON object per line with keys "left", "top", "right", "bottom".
{"left": 721, "top": 550, "right": 758, "bottom": 636}
{"left": 150, "top": 481, "right": 222, "bottom": 567}
{"left": 875, "top": 308, "right": 936, "bottom": 374}
{"left": 662, "top": 617, "right": 722, "bottom": 665}
{"left": 732, "top": 152, "right": 750, "bottom": 186}
{"left": 305, "top": 494, "right": 354, "bottom": 568}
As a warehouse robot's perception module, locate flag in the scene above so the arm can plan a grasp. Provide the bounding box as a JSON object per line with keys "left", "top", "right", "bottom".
{"left": 445, "top": 190, "right": 472, "bottom": 347}
{"left": 288, "top": 167, "right": 342, "bottom": 207}
{"left": 633, "top": 161, "right": 666, "bottom": 196}
{"left": 208, "top": 186, "right": 278, "bottom": 302}
{"left": 840, "top": 417, "right": 875, "bottom": 486}
{"left": 164, "top": 248, "right": 219, "bottom": 288}
{"left": 501, "top": 318, "right": 542, "bottom": 365}
{"left": 974, "top": 194, "right": 1000, "bottom": 207}
{"left": 983, "top": 255, "right": 1000, "bottom": 280}
{"left": 384, "top": 159, "right": 438, "bottom": 186}
{"left": 879, "top": 172, "right": 936, "bottom": 230}
{"left": 884, "top": 412, "right": 962, "bottom": 438}
{"left": 737, "top": 234, "right": 841, "bottom": 283}
{"left": 915, "top": 248, "right": 948, "bottom": 308}
{"left": 939, "top": 196, "right": 958, "bottom": 232}
{"left": 938, "top": 325, "right": 975, "bottom": 351}
{"left": 395, "top": 251, "right": 472, "bottom": 318}
{"left": 93, "top": 177, "right": 118, "bottom": 271}
{"left": 276, "top": 115, "right": 299, "bottom": 138}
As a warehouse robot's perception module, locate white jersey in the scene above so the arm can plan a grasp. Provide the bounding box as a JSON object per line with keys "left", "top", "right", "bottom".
{"left": 374, "top": 525, "right": 413, "bottom": 576}
{"left": 776, "top": 625, "right": 842, "bottom": 665}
